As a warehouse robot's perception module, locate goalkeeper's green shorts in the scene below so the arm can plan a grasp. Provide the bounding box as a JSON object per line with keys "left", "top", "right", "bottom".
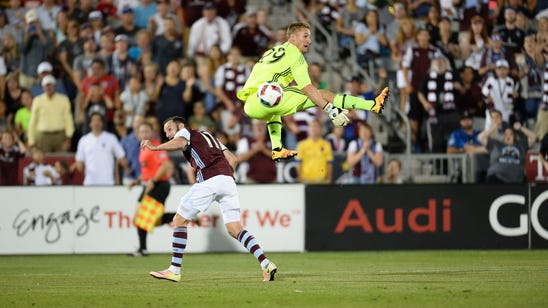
{"left": 243, "top": 86, "right": 312, "bottom": 121}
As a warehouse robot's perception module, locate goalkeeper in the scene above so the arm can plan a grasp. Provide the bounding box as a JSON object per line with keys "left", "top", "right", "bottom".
{"left": 237, "top": 21, "right": 389, "bottom": 161}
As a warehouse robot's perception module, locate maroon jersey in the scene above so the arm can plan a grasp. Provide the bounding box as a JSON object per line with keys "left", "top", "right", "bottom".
{"left": 175, "top": 128, "right": 233, "bottom": 182}
{"left": 402, "top": 45, "right": 441, "bottom": 91}
{"left": 0, "top": 145, "right": 24, "bottom": 185}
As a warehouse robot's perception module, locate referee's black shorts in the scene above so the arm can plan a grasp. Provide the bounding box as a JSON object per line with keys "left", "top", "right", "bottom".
{"left": 138, "top": 181, "right": 171, "bottom": 204}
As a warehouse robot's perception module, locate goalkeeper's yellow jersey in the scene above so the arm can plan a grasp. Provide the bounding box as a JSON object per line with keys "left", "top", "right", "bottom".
{"left": 236, "top": 42, "right": 312, "bottom": 102}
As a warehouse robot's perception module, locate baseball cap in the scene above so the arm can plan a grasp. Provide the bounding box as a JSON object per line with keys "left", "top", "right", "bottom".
{"left": 115, "top": 34, "right": 128, "bottom": 42}
{"left": 496, "top": 59, "right": 509, "bottom": 68}
{"left": 37, "top": 61, "right": 53, "bottom": 74}
{"left": 121, "top": 5, "right": 133, "bottom": 14}
{"left": 245, "top": 8, "right": 257, "bottom": 17}
{"left": 41, "top": 75, "right": 56, "bottom": 87}
{"left": 203, "top": 2, "right": 217, "bottom": 10}
{"left": 89, "top": 10, "right": 102, "bottom": 20}
{"left": 461, "top": 111, "right": 473, "bottom": 120}
{"left": 25, "top": 9, "right": 38, "bottom": 24}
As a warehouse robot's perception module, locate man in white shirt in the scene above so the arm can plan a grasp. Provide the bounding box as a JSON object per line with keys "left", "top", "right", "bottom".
{"left": 72, "top": 112, "right": 129, "bottom": 185}
{"left": 186, "top": 2, "right": 231, "bottom": 67}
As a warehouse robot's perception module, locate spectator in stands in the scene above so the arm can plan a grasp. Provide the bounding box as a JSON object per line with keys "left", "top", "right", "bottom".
{"left": 53, "top": 160, "right": 72, "bottom": 185}
{"left": 409, "top": 0, "right": 433, "bottom": 22}
{"left": 478, "top": 32, "right": 518, "bottom": 80}
{"left": 81, "top": 82, "right": 113, "bottom": 135}
{"left": 153, "top": 60, "right": 189, "bottom": 128}
{"left": 69, "top": 0, "right": 95, "bottom": 25}
{"left": 457, "top": 66, "right": 483, "bottom": 117}
{"left": 151, "top": 17, "right": 183, "bottom": 75}
{"left": 336, "top": 0, "right": 366, "bottom": 54}
{"left": 120, "top": 76, "right": 148, "bottom": 129}
{"left": 133, "top": 0, "right": 157, "bottom": 29}
{"left": 56, "top": 18, "right": 83, "bottom": 102}
{"left": 418, "top": 55, "right": 460, "bottom": 153}
{"left": 19, "top": 9, "right": 54, "bottom": 90}
{"left": 197, "top": 44, "right": 225, "bottom": 112}
{"left": 309, "top": 62, "right": 328, "bottom": 90}
{"left": 30, "top": 61, "right": 67, "bottom": 98}
{"left": 0, "top": 130, "right": 26, "bottom": 185}
{"left": 179, "top": 0, "right": 211, "bottom": 32}
{"left": 72, "top": 37, "right": 98, "bottom": 90}
{"left": 23, "top": 147, "right": 58, "bottom": 185}
{"left": 482, "top": 59, "right": 517, "bottom": 128}
{"left": 385, "top": 1, "right": 407, "bottom": 43}
{"left": 186, "top": 2, "right": 232, "bottom": 68}
{"left": 354, "top": 9, "right": 388, "bottom": 68}
{"left": 236, "top": 119, "right": 277, "bottom": 184}
{"left": 128, "top": 29, "right": 152, "bottom": 64}
{"left": 478, "top": 120, "right": 536, "bottom": 183}
{"left": 89, "top": 11, "right": 105, "bottom": 45}
{"left": 296, "top": 119, "right": 333, "bottom": 184}
{"left": 446, "top": 112, "right": 485, "bottom": 154}
{"left": 81, "top": 58, "right": 120, "bottom": 132}
{"left": 53, "top": 8, "right": 68, "bottom": 44}
{"left": 121, "top": 114, "right": 144, "bottom": 182}
{"left": 150, "top": 0, "right": 180, "bottom": 36}
{"left": 216, "top": 0, "right": 246, "bottom": 29}
{"left": 28, "top": 75, "right": 74, "bottom": 153}
{"left": 460, "top": 15, "right": 490, "bottom": 71}
{"left": 4, "top": 73, "right": 22, "bottom": 119}
{"left": 111, "top": 34, "right": 138, "bottom": 91}
{"left": 517, "top": 32, "right": 544, "bottom": 126}
{"left": 142, "top": 62, "right": 160, "bottom": 105}
{"left": 98, "top": 29, "right": 116, "bottom": 72}
{"left": 434, "top": 17, "right": 459, "bottom": 69}
{"left": 97, "top": 0, "right": 118, "bottom": 23}
{"left": 72, "top": 112, "right": 129, "bottom": 185}
{"left": 425, "top": 5, "right": 441, "bottom": 44}
{"left": 37, "top": 0, "right": 61, "bottom": 31}
{"left": 5, "top": 0, "right": 25, "bottom": 34}
{"left": 113, "top": 109, "right": 129, "bottom": 140}
{"left": 326, "top": 125, "right": 346, "bottom": 154}
{"left": 214, "top": 46, "right": 249, "bottom": 144}
{"left": 494, "top": 7, "right": 526, "bottom": 54}
{"left": 1, "top": 33, "right": 21, "bottom": 75}
{"left": 346, "top": 121, "right": 383, "bottom": 184}
{"left": 0, "top": 10, "right": 17, "bottom": 49}
{"left": 188, "top": 100, "right": 216, "bottom": 133}
{"left": 115, "top": 6, "right": 140, "bottom": 46}
{"left": 402, "top": 28, "right": 441, "bottom": 150}
{"left": 391, "top": 17, "right": 417, "bottom": 112}
{"left": 378, "top": 158, "right": 404, "bottom": 184}
{"left": 232, "top": 10, "right": 272, "bottom": 61}
{"left": 13, "top": 89, "right": 33, "bottom": 144}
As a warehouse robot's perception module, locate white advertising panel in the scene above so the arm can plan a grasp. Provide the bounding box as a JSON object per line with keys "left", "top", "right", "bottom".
{"left": 0, "top": 185, "right": 304, "bottom": 254}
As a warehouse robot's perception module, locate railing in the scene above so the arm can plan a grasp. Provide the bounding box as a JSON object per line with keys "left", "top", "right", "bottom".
{"left": 386, "top": 153, "right": 469, "bottom": 183}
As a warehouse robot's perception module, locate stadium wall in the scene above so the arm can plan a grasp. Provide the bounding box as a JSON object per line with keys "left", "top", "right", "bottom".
{"left": 305, "top": 184, "right": 548, "bottom": 250}
{"left": 0, "top": 185, "right": 305, "bottom": 254}
{"left": 2, "top": 184, "right": 547, "bottom": 254}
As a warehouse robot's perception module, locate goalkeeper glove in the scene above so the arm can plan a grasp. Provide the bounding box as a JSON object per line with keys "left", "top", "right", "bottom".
{"left": 323, "top": 102, "right": 350, "bottom": 127}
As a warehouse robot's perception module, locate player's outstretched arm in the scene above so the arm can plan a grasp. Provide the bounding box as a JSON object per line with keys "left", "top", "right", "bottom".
{"left": 141, "top": 137, "right": 188, "bottom": 152}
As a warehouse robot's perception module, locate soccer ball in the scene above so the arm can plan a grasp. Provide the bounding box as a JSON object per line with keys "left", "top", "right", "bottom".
{"left": 257, "top": 82, "right": 283, "bottom": 107}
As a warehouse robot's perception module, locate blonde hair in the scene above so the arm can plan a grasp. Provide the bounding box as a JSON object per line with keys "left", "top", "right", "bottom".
{"left": 286, "top": 22, "right": 310, "bottom": 38}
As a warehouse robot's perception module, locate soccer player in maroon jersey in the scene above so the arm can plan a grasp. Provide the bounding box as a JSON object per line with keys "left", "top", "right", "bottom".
{"left": 141, "top": 116, "right": 277, "bottom": 282}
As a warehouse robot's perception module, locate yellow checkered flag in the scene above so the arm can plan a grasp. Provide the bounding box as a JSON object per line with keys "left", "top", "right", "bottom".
{"left": 134, "top": 195, "right": 164, "bottom": 233}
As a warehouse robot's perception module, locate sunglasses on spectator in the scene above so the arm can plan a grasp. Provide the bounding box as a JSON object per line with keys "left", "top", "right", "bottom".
{"left": 492, "top": 35, "right": 501, "bottom": 41}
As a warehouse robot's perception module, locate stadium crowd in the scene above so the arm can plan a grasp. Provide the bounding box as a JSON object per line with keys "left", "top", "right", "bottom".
{"left": 0, "top": 0, "right": 548, "bottom": 186}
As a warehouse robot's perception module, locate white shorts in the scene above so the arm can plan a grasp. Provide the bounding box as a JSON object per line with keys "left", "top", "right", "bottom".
{"left": 177, "top": 175, "right": 241, "bottom": 224}
{"left": 397, "top": 69, "right": 412, "bottom": 89}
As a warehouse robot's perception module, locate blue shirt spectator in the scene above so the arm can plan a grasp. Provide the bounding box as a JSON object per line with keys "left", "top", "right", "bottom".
{"left": 133, "top": 1, "right": 157, "bottom": 29}
{"left": 121, "top": 130, "right": 141, "bottom": 180}
{"left": 446, "top": 113, "right": 483, "bottom": 154}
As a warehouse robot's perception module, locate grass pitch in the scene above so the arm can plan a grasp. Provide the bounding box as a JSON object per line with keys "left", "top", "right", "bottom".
{"left": 0, "top": 250, "right": 547, "bottom": 307}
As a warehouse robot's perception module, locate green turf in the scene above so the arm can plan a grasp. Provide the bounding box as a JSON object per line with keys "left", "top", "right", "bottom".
{"left": 0, "top": 251, "right": 547, "bottom": 307}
